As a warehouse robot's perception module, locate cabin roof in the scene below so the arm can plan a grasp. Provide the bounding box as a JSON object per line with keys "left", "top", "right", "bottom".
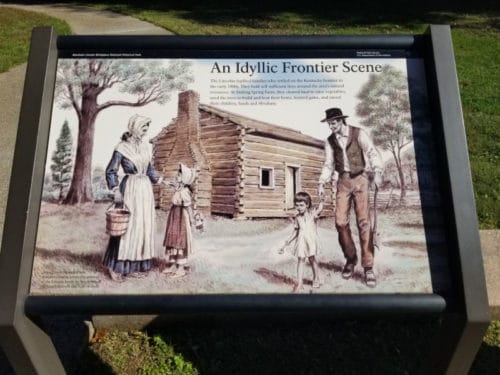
{"left": 150, "top": 118, "right": 176, "bottom": 143}
{"left": 199, "top": 103, "right": 324, "bottom": 148}
{"left": 150, "top": 102, "right": 325, "bottom": 149}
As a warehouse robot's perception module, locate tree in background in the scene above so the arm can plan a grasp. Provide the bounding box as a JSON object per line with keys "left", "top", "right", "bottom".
{"left": 356, "top": 65, "right": 413, "bottom": 202}
{"left": 403, "top": 147, "right": 417, "bottom": 188}
{"left": 92, "top": 166, "right": 109, "bottom": 201}
{"left": 50, "top": 120, "right": 73, "bottom": 202}
{"left": 384, "top": 160, "right": 400, "bottom": 188}
{"left": 54, "top": 59, "right": 194, "bottom": 204}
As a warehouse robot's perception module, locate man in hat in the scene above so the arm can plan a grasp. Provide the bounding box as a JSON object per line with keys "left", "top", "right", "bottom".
{"left": 318, "top": 108, "right": 383, "bottom": 287}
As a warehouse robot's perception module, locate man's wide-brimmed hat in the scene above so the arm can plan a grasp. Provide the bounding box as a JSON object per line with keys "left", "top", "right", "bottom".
{"left": 321, "top": 108, "right": 348, "bottom": 122}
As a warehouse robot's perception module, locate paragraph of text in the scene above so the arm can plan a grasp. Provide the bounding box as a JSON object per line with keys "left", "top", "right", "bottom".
{"left": 209, "top": 77, "right": 346, "bottom": 106}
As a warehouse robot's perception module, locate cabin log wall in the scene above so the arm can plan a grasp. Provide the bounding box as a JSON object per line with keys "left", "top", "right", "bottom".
{"left": 241, "top": 133, "right": 334, "bottom": 217}
{"left": 198, "top": 111, "right": 242, "bottom": 216}
{"left": 152, "top": 91, "right": 335, "bottom": 219}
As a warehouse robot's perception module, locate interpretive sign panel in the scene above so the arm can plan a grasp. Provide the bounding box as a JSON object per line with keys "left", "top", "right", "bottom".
{"left": 0, "top": 26, "right": 489, "bottom": 375}
{"left": 31, "top": 52, "right": 447, "bottom": 295}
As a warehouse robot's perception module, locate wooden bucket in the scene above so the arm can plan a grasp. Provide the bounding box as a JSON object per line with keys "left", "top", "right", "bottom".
{"left": 106, "top": 204, "right": 130, "bottom": 236}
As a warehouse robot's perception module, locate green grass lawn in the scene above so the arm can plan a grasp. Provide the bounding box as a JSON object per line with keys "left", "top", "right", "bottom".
{"left": 0, "top": 6, "right": 71, "bottom": 73}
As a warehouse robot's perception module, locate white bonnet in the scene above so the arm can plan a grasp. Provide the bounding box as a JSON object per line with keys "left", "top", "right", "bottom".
{"left": 179, "top": 163, "right": 196, "bottom": 185}
{"left": 128, "top": 114, "right": 151, "bottom": 136}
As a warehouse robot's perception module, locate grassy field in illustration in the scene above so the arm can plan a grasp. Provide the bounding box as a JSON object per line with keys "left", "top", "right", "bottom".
{"left": 32, "top": 201, "right": 438, "bottom": 295}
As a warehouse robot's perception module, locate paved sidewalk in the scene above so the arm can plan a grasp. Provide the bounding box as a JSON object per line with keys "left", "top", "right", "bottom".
{"left": 481, "top": 230, "right": 500, "bottom": 319}
{"left": 2, "top": 3, "right": 171, "bottom": 35}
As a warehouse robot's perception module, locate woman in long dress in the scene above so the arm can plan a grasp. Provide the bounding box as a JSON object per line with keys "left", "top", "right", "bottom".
{"left": 103, "top": 114, "right": 162, "bottom": 281}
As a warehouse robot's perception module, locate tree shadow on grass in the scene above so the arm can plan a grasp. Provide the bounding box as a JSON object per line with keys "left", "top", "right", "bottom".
{"left": 1, "top": 316, "right": 110, "bottom": 375}
{"left": 254, "top": 267, "right": 320, "bottom": 289}
{"left": 38, "top": 316, "right": 104, "bottom": 375}
{"left": 470, "top": 341, "right": 500, "bottom": 374}
{"left": 90, "top": 0, "right": 500, "bottom": 32}
{"left": 0, "top": 347, "right": 14, "bottom": 375}
{"left": 6, "top": 0, "right": 499, "bottom": 33}
{"left": 318, "top": 260, "right": 343, "bottom": 273}
{"left": 254, "top": 267, "right": 295, "bottom": 286}
{"left": 318, "top": 260, "right": 367, "bottom": 284}
{"left": 147, "top": 317, "right": 441, "bottom": 374}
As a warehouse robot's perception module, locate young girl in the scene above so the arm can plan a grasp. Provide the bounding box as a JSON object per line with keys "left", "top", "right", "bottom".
{"left": 280, "top": 191, "right": 324, "bottom": 292}
{"left": 162, "top": 163, "right": 197, "bottom": 278}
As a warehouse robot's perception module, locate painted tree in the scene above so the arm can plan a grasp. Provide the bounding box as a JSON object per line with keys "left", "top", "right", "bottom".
{"left": 54, "top": 59, "right": 194, "bottom": 204}
{"left": 92, "top": 166, "right": 108, "bottom": 201}
{"left": 356, "top": 65, "right": 413, "bottom": 201}
{"left": 50, "top": 120, "right": 73, "bottom": 202}
{"left": 403, "top": 147, "right": 417, "bottom": 187}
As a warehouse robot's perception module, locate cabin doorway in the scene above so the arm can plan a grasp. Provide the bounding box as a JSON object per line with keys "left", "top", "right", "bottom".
{"left": 285, "top": 165, "right": 300, "bottom": 209}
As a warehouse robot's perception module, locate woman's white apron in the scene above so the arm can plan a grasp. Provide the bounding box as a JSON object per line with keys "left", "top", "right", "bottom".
{"left": 115, "top": 140, "right": 156, "bottom": 261}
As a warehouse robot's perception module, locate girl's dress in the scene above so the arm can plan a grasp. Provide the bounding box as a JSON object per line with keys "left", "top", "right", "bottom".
{"left": 293, "top": 209, "right": 320, "bottom": 258}
{"left": 163, "top": 186, "right": 193, "bottom": 265}
{"left": 103, "top": 139, "right": 159, "bottom": 274}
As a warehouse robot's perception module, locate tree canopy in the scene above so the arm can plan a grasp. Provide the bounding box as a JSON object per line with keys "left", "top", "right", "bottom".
{"left": 54, "top": 58, "right": 194, "bottom": 204}
{"left": 356, "top": 65, "right": 414, "bottom": 200}
{"left": 55, "top": 59, "right": 194, "bottom": 116}
{"left": 356, "top": 64, "right": 413, "bottom": 153}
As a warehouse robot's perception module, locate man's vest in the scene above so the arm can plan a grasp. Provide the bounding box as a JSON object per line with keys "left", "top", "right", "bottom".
{"left": 327, "top": 126, "right": 366, "bottom": 175}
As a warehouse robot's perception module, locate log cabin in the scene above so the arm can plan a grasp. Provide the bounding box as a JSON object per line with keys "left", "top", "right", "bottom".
{"left": 151, "top": 90, "right": 334, "bottom": 219}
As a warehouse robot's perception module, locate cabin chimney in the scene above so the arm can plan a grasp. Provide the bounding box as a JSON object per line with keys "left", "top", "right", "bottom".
{"left": 151, "top": 90, "right": 212, "bottom": 215}
{"left": 177, "top": 90, "right": 200, "bottom": 141}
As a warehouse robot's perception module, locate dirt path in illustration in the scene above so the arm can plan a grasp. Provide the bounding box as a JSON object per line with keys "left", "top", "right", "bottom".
{"left": 31, "top": 203, "right": 441, "bottom": 295}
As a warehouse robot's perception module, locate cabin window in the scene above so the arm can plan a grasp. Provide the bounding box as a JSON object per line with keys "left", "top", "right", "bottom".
{"left": 259, "top": 167, "right": 275, "bottom": 189}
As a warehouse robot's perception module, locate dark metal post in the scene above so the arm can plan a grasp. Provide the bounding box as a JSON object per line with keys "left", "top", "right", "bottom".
{"left": 424, "top": 24, "right": 490, "bottom": 375}
{"left": 0, "top": 27, "right": 65, "bottom": 374}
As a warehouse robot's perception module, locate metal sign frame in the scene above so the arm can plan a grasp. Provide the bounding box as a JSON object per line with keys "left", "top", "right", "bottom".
{"left": 0, "top": 26, "right": 489, "bottom": 374}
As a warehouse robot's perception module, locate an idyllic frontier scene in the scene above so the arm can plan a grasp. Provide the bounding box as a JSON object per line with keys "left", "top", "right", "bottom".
{"left": 30, "top": 56, "right": 448, "bottom": 295}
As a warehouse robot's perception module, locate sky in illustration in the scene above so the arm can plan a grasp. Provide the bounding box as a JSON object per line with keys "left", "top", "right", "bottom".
{"left": 47, "top": 57, "right": 421, "bottom": 173}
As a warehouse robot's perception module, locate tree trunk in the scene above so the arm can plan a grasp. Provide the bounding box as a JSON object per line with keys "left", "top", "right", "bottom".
{"left": 391, "top": 148, "right": 406, "bottom": 204}
{"left": 397, "top": 162, "right": 406, "bottom": 202}
{"left": 408, "top": 164, "right": 414, "bottom": 186}
{"left": 393, "top": 173, "right": 400, "bottom": 188}
{"left": 63, "top": 92, "right": 98, "bottom": 204}
{"left": 58, "top": 181, "right": 63, "bottom": 203}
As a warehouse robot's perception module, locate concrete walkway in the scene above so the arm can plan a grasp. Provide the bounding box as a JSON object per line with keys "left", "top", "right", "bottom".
{"left": 2, "top": 3, "right": 171, "bottom": 35}
{"left": 482, "top": 230, "right": 500, "bottom": 319}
